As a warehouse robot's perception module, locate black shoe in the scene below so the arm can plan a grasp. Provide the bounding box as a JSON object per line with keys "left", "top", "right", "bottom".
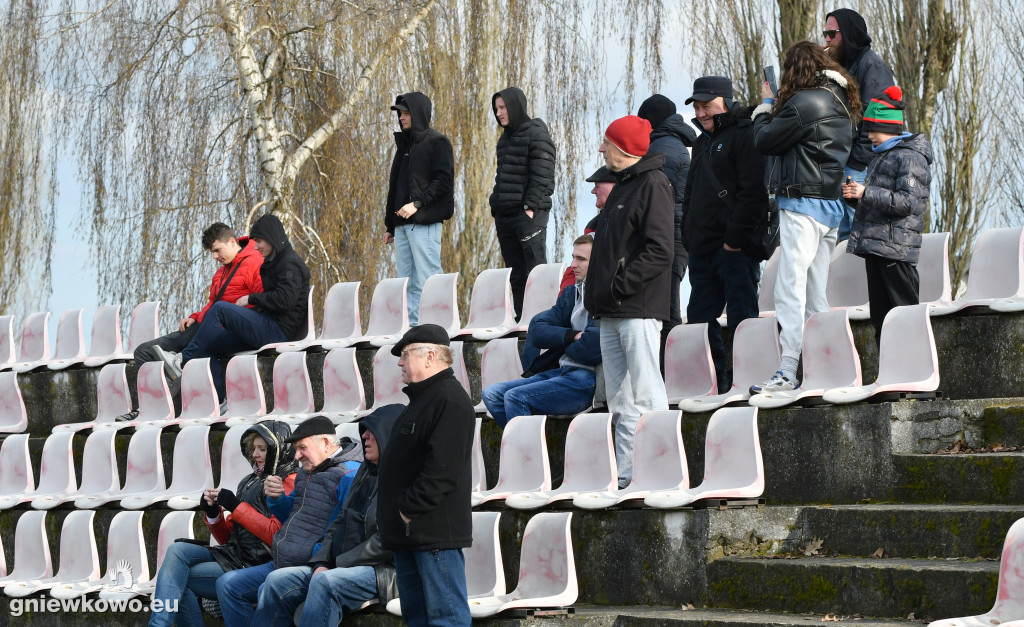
{"left": 116, "top": 409, "right": 139, "bottom": 422}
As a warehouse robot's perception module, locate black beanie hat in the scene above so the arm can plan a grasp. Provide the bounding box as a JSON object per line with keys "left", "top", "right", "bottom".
{"left": 637, "top": 94, "right": 677, "bottom": 130}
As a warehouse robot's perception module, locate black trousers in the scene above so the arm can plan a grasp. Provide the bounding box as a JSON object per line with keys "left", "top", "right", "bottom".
{"left": 864, "top": 254, "right": 919, "bottom": 346}
{"left": 495, "top": 209, "right": 549, "bottom": 320}
{"left": 133, "top": 322, "right": 201, "bottom": 364}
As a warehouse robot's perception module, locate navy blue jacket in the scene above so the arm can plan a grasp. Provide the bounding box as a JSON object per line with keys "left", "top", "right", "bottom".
{"left": 521, "top": 283, "right": 601, "bottom": 377}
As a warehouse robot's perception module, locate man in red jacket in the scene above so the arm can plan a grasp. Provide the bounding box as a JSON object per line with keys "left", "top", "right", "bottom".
{"left": 120, "top": 223, "right": 263, "bottom": 419}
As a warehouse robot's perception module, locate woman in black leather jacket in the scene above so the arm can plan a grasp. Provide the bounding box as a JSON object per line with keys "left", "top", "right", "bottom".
{"left": 150, "top": 420, "right": 297, "bottom": 626}
{"left": 749, "top": 40, "right": 861, "bottom": 394}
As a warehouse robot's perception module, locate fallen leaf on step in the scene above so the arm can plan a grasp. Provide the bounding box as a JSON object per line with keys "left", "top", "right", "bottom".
{"left": 907, "top": 612, "right": 916, "bottom": 620}
{"left": 804, "top": 537, "right": 824, "bottom": 556}
{"left": 821, "top": 614, "right": 839, "bottom": 621}
{"left": 871, "top": 547, "right": 884, "bottom": 558}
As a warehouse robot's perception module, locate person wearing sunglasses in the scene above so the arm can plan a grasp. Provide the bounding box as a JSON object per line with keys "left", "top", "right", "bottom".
{"left": 824, "top": 8, "right": 896, "bottom": 242}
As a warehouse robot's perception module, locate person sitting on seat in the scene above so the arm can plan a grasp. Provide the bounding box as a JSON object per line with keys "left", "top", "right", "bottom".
{"left": 251, "top": 404, "right": 404, "bottom": 627}
{"left": 148, "top": 420, "right": 296, "bottom": 627}
{"left": 180, "top": 213, "right": 311, "bottom": 404}
{"left": 483, "top": 234, "right": 601, "bottom": 428}
{"left": 214, "top": 416, "right": 362, "bottom": 627}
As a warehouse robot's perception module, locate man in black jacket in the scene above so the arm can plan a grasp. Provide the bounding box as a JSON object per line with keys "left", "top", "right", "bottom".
{"left": 585, "top": 115, "right": 673, "bottom": 488}
{"left": 181, "top": 213, "right": 311, "bottom": 402}
{"left": 637, "top": 94, "right": 697, "bottom": 368}
{"left": 825, "top": 8, "right": 896, "bottom": 241}
{"left": 378, "top": 324, "right": 475, "bottom": 627}
{"left": 252, "top": 405, "right": 404, "bottom": 627}
{"left": 681, "top": 76, "right": 768, "bottom": 392}
{"left": 384, "top": 92, "right": 454, "bottom": 325}
{"left": 490, "top": 86, "right": 557, "bottom": 319}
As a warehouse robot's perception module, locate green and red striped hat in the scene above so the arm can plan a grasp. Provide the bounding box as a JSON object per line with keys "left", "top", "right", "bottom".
{"left": 862, "top": 85, "right": 905, "bottom": 134}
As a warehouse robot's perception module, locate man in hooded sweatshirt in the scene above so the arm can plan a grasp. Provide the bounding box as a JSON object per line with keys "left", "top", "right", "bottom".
{"left": 824, "top": 8, "right": 896, "bottom": 241}
{"left": 182, "top": 213, "right": 311, "bottom": 402}
{"left": 384, "top": 92, "right": 455, "bottom": 325}
{"left": 490, "top": 86, "right": 557, "bottom": 319}
{"left": 637, "top": 94, "right": 697, "bottom": 367}
{"left": 251, "top": 405, "right": 404, "bottom": 627}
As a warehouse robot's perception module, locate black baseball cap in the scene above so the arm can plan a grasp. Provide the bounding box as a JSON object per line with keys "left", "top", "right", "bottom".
{"left": 684, "top": 76, "right": 734, "bottom": 105}
{"left": 389, "top": 95, "right": 410, "bottom": 111}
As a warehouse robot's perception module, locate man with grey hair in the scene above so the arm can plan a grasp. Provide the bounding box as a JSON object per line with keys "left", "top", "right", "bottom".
{"left": 378, "top": 324, "right": 475, "bottom": 627}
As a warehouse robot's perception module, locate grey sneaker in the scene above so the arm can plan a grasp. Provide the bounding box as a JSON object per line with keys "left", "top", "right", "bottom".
{"left": 116, "top": 409, "right": 139, "bottom": 422}
{"left": 219, "top": 399, "right": 229, "bottom": 415}
{"left": 749, "top": 370, "right": 798, "bottom": 395}
{"left": 153, "top": 346, "right": 183, "bottom": 381}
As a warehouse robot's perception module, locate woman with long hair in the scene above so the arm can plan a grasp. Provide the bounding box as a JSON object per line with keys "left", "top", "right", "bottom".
{"left": 150, "top": 420, "right": 298, "bottom": 626}
{"left": 749, "top": 40, "right": 862, "bottom": 394}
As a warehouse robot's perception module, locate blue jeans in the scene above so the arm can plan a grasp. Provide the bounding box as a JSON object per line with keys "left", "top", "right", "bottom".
{"left": 149, "top": 542, "right": 226, "bottom": 627}
{"left": 252, "top": 564, "right": 377, "bottom": 627}
{"left": 686, "top": 247, "right": 762, "bottom": 391}
{"left": 837, "top": 166, "right": 866, "bottom": 241}
{"left": 482, "top": 366, "right": 596, "bottom": 428}
{"left": 393, "top": 549, "right": 471, "bottom": 627}
{"left": 394, "top": 222, "right": 443, "bottom": 325}
{"left": 215, "top": 560, "right": 276, "bottom": 627}
{"left": 182, "top": 301, "right": 287, "bottom": 400}
{"left": 599, "top": 318, "right": 668, "bottom": 487}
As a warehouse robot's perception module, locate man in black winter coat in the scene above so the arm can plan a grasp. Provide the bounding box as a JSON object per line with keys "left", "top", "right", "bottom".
{"left": 181, "top": 213, "right": 311, "bottom": 402}
{"left": 384, "top": 92, "right": 455, "bottom": 325}
{"left": 490, "top": 86, "right": 557, "bottom": 319}
{"left": 378, "top": 324, "right": 475, "bottom": 627}
{"left": 252, "top": 405, "right": 404, "bottom": 627}
{"left": 585, "top": 115, "right": 673, "bottom": 488}
{"left": 637, "top": 94, "right": 697, "bottom": 367}
{"left": 825, "top": 8, "right": 896, "bottom": 241}
{"left": 681, "top": 76, "right": 768, "bottom": 392}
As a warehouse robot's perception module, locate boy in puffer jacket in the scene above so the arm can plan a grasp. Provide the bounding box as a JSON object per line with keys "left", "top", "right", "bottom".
{"left": 843, "top": 85, "right": 933, "bottom": 344}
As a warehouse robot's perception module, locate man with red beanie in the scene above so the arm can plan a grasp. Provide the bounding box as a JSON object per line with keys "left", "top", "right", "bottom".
{"left": 584, "top": 115, "right": 673, "bottom": 487}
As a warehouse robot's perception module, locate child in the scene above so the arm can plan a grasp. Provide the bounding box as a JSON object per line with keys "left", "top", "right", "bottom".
{"left": 842, "top": 85, "right": 933, "bottom": 344}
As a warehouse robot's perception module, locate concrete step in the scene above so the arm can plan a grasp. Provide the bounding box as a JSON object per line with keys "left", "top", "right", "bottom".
{"left": 892, "top": 453, "right": 1024, "bottom": 503}
{"left": 707, "top": 555, "right": 996, "bottom": 620}
{"left": 793, "top": 504, "right": 1024, "bottom": 559}
{"left": 0, "top": 603, "right": 928, "bottom": 627}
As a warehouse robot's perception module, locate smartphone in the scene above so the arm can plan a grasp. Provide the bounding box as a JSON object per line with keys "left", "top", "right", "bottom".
{"left": 763, "top": 66, "right": 778, "bottom": 97}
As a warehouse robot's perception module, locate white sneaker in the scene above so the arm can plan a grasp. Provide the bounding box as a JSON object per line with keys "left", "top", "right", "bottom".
{"left": 749, "top": 370, "right": 798, "bottom": 395}
{"left": 152, "top": 346, "right": 183, "bottom": 381}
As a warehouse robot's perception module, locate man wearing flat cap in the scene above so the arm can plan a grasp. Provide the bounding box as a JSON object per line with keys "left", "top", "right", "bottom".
{"left": 216, "top": 415, "right": 362, "bottom": 626}
{"left": 377, "top": 324, "right": 475, "bottom": 626}
{"left": 558, "top": 165, "right": 615, "bottom": 292}
{"left": 681, "top": 76, "right": 768, "bottom": 393}
{"left": 584, "top": 115, "right": 674, "bottom": 488}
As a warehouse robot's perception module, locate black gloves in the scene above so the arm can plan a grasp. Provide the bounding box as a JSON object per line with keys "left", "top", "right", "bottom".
{"left": 217, "top": 489, "right": 240, "bottom": 511}
{"left": 200, "top": 493, "right": 220, "bottom": 518}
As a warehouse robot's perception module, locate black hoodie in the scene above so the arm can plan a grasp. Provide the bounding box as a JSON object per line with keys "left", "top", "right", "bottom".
{"left": 489, "top": 87, "right": 556, "bottom": 218}
{"left": 384, "top": 92, "right": 455, "bottom": 234}
{"left": 826, "top": 8, "right": 896, "bottom": 170}
{"left": 247, "top": 213, "right": 312, "bottom": 340}
{"left": 308, "top": 405, "right": 403, "bottom": 604}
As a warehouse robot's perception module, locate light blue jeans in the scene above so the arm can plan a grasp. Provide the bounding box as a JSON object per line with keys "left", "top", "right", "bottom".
{"left": 481, "top": 366, "right": 597, "bottom": 428}
{"left": 252, "top": 564, "right": 377, "bottom": 627}
{"left": 599, "top": 318, "right": 668, "bottom": 487}
{"left": 148, "top": 542, "right": 225, "bottom": 627}
{"left": 394, "top": 222, "right": 443, "bottom": 325}
{"left": 838, "top": 165, "right": 867, "bottom": 242}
